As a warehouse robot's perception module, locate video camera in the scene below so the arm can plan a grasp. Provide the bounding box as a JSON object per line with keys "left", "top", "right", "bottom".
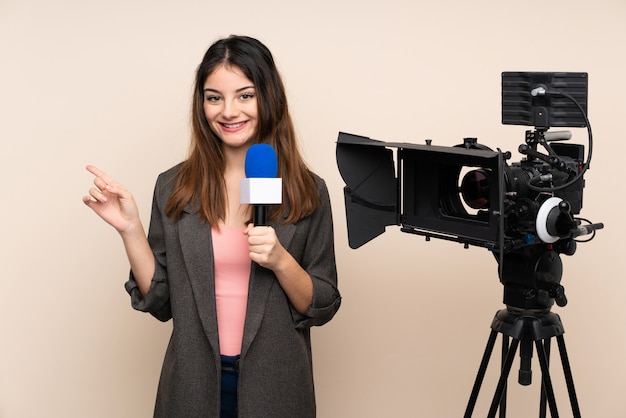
{"left": 336, "top": 72, "right": 603, "bottom": 311}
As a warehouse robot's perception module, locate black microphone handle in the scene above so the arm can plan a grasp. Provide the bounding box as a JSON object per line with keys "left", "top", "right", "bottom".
{"left": 253, "top": 205, "right": 267, "bottom": 226}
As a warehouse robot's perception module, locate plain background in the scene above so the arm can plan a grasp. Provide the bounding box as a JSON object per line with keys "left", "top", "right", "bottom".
{"left": 1, "top": 0, "right": 625, "bottom": 417}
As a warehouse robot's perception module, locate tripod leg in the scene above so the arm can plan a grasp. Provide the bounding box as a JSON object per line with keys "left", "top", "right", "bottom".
{"left": 556, "top": 335, "right": 582, "bottom": 418}
{"left": 464, "top": 330, "right": 499, "bottom": 418}
{"left": 539, "top": 338, "right": 551, "bottom": 418}
{"left": 518, "top": 334, "right": 533, "bottom": 386}
{"left": 487, "top": 338, "right": 520, "bottom": 418}
{"left": 500, "top": 335, "right": 509, "bottom": 418}
{"left": 535, "top": 339, "right": 560, "bottom": 418}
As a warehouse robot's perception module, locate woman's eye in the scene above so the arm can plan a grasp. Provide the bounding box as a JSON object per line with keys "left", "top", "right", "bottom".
{"left": 205, "top": 95, "right": 221, "bottom": 102}
{"left": 240, "top": 92, "right": 255, "bottom": 100}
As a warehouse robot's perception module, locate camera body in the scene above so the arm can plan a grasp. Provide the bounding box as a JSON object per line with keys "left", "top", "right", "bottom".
{"left": 336, "top": 130, "right": 584, "bottom": 252}
{"left": 336, "top": 72, "right": 602, "bottom": 310}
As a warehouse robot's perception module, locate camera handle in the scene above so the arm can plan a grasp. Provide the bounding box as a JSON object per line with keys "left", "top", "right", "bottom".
{"left": 519, "top": 143, "right": 572, "bottom": 172}
{"left": 520, "top": 133, "right": 577, "bottom": 175}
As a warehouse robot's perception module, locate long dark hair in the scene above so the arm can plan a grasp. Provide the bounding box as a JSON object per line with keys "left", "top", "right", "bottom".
{"left": 166, "top": 35, "right": 320, "bottom": 225}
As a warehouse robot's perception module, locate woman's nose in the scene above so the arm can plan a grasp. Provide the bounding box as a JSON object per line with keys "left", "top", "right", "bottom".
{"left": 222, "top": 99, "right": 240, "bottom": 118}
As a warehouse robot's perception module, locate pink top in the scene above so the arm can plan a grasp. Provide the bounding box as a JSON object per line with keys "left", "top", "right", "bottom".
{"left": 212, "top": 226, "right": 251, "bottom": 356}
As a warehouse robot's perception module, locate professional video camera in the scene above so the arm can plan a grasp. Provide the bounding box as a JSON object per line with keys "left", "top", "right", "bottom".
{"left": 336, "top": 72, "right": 603, "bottom": 416}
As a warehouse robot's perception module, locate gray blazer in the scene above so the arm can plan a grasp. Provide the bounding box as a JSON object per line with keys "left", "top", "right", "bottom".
{"left": 125, "top": 163, "right": 341, "bottom": 418}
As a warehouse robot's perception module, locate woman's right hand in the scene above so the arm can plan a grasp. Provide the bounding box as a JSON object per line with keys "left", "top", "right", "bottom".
{"left": 82, "top": 165, "right": 142, "bottom": 235}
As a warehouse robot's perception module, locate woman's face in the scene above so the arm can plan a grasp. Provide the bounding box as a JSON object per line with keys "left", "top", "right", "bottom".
{"left": 203, "top": 64, "right": 259, "bottom": 150}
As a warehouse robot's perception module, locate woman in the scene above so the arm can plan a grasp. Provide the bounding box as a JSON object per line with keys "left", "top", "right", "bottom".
{"left": 83, "top": 35, "right": 341, "bottom": 418}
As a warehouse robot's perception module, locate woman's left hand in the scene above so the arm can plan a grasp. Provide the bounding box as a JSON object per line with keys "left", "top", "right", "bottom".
{"left": 244, "top": 224, "right": 285, "bottom": 270}
{"left": 244, "top": 224, "right": 313, "bottom": 314}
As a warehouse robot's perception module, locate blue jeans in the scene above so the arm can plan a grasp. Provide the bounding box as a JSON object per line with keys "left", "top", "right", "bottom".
{"left": 220, "top": 355, "right": 240, "bottom": 418}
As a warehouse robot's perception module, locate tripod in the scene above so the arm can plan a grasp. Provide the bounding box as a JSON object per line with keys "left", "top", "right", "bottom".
{"left": 464, "top": 308, "right": 581, "bottom": 418}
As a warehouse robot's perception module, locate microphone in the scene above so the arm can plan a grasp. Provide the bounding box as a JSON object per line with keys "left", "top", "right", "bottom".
{"left": 240, "top": 144, "right": 282, "bottom": 226}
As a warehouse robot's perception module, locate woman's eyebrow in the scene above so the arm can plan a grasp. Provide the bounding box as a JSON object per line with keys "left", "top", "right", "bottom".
{"left": 203, "top": 86, "right": 255, "bottom": 94}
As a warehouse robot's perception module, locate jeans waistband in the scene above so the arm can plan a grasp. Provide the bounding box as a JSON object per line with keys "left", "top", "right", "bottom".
{"left": 221, "top": 355, "right": 240, "bottom": 372}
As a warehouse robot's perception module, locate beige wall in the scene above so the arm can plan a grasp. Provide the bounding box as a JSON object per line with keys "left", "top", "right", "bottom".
{"left": 1, "top": 0, "right": 625, "bottom": 416}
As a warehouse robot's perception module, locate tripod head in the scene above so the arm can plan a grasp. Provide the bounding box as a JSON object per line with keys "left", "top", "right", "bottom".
{"left": 498, "top": 244, "right": 566, "bottom": 310}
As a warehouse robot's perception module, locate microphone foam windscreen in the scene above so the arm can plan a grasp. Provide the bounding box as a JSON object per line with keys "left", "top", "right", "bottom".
{"left": 245, "top": 144, "right": 278, "bottom": 178}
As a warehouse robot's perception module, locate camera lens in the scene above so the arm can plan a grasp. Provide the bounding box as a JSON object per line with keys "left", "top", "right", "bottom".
{"left": 461, "top": 169, "right": 491, "bottom": 209}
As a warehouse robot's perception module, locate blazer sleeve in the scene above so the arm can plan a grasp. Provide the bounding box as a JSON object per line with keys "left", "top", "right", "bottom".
{"left": 293, "top": 176, "right": 342, "bottom": 329}
{"left": 124, "top": 172, "right": 173, "bottom": 322}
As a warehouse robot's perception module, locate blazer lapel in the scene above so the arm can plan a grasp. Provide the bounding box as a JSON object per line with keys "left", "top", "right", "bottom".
{"left": 177, "top": 207, "right": 297, "bottom": 359}
{"left": 241, "top": 222, "right": 296, "bottom": 357}
{"left": 178, "top": 208, "right": 221, "bottom": 359}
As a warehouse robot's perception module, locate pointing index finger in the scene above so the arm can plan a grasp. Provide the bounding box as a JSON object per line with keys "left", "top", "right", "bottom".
{"left": 86, "top": 165, "right": 115, "bottom": 185}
